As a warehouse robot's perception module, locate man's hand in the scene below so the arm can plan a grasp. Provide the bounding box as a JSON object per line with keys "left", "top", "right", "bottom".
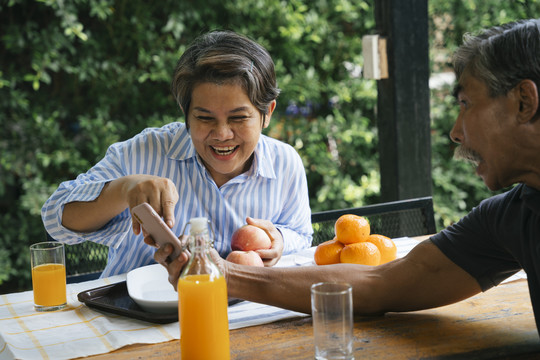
{"left": 152, "top": 237, "right": 229, "bottom": 290}
{"left": 151, "top": 239, "right": 189, "bottom": 291}
{"left": 246, "top": 217, "right": 284, "bottom": 266}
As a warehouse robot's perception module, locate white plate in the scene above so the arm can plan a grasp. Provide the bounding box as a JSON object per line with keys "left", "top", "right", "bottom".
{"left": 126, "top": 264, "right": 178, "bottom": 314}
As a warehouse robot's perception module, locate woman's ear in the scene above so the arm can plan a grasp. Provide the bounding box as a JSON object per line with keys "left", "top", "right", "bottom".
{"left": 263, "top": 100, "right": 277, "bottom": 128}
{"left": 517, "top": 79, "right": 539, "bottom": 123}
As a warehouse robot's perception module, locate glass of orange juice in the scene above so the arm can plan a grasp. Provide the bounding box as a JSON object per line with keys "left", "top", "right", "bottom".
{"left": 30, "top": 242, "right": 67, "bottom": 311}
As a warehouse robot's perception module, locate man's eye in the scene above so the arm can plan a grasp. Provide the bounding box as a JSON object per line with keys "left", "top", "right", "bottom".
{"left": 456, "top": 99, "right": 467, "bottom": 108}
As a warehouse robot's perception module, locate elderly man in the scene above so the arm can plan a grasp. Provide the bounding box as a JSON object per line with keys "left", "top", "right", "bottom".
{"left": 154, "top": 19, "right": 540, "bottom": 333}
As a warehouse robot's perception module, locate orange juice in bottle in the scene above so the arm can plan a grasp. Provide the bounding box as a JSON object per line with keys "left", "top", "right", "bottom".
{"left": 178, "top": 217, "right": 230, "bottom": 360}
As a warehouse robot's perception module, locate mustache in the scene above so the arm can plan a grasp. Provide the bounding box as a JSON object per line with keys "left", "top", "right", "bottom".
{"left": 454, "top": 145, "right": 482, "bottom": 166}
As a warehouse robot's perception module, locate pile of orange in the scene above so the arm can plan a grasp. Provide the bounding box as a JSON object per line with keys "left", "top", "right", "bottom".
{"left": 314, "top": 214, "right": 397, "bottom": 266}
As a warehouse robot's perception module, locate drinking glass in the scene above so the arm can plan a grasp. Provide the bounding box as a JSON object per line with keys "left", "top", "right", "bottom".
{"left": 30, "top": 242, "right": 67, "bottom": 311}
{"left": 311, "top": 282, "right": 354, "bottom": 360}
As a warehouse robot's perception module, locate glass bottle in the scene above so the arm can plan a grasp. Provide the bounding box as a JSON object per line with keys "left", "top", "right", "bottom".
{"left": 177, "top": 217, "right": 230, "bottom": 360}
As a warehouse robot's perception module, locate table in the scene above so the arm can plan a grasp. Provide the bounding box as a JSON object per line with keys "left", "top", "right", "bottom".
{"left": 81, "top": 280, "right": 539, "bottom": 359}
{"left": 81, "top": 263, "right": 540, "bottom": 358}
{"left": 3, "top": 237, "right": 538, "bottom": 360}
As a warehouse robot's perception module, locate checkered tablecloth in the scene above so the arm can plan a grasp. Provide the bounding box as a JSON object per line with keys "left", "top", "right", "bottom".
{"left": 0, "top": 237, "right": 526, "bottom": 360}
{"left": 0, "top": 249, "right": 313, "bottom": 360}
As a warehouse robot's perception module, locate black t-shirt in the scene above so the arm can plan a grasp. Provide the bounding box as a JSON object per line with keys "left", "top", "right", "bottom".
{"left": 431, "top": 184, "right": 540, "bottom": 333}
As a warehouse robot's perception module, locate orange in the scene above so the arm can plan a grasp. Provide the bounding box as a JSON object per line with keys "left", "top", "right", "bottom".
{"left": 334, "top": 214, "right": 370, "bottom": 244}
{"left": 366, "top": 234, "right": 397, "bottom": 264}
{"left": 340, "top": 242, "right": 381, "bottom": 266}
{"left": 314, "top": 238, "right": 344, "bottom": 265}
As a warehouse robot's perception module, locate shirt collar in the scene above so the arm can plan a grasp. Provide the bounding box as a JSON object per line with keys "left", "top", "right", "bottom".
{"left": 250, "top": 138, "right": 277, "bottom": 179}
{"left": 520, "top": 184, "right": 540, "bottom": 214}
{"left": 166, "top": 125, "right": 276, "bottom": 180}
{"left": 166, "top": 124, "right": 197, "bottom": 161}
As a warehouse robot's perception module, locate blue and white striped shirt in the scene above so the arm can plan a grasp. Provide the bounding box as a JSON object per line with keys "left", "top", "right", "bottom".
{"left": 41, "top": 122, "right": 313, "bottom": 277}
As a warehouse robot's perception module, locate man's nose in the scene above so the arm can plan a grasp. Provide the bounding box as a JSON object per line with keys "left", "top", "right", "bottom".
{"left": 449, "top": 114, "right": 463, "bottom": 144}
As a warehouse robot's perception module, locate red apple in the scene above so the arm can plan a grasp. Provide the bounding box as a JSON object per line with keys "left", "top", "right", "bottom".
{"left": 231, "top": 225, "right": 271, "bottom": 251}
{"left": 226, "top": 250, "right": 264, "bottom": 267}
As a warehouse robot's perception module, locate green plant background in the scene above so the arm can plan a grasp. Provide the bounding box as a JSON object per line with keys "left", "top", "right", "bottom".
{"left": 1, "top": 0, "right": 538, "bottom": 292}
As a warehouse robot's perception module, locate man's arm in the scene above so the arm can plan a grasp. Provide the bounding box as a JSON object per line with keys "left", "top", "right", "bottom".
{"left": 156, "top": 239, "right": 482, "bottom": 315}
{"left": 222, "top": 240, "right": 481, "bottom": 314}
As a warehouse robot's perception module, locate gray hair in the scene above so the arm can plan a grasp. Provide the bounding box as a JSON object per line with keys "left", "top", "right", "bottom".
{"left": 171, "top": 30, "right": 280, "bottom": 126}
{"left": 453, "top": 18, "right": 540, "bottom": 98}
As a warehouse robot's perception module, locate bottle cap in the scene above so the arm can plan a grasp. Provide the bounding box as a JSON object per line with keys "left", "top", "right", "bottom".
{"left": 189, "top": 217, "right": 208, "bottom": 233}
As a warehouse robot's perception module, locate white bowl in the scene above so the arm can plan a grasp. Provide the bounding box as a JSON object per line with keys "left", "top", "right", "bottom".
{"left": 126, "top": 264, "right": 178, "bottom": 314}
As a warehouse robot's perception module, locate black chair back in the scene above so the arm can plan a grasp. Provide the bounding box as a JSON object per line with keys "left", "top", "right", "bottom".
{"left": 47, "top": 233, "right": 108, "bottom": 283}
{"left": 47, "top": 196, "right": 436, "bottom": 282}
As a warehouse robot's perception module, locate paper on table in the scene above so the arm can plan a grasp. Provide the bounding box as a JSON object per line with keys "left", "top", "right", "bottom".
{"left": 287, "top": 237, "right": 422, "bottom": 266}
{"left": 289, "top": 237, "right": 527, "bottom": 283}
{"left": 390, "top": 237, "right": 527, "bottom": 284}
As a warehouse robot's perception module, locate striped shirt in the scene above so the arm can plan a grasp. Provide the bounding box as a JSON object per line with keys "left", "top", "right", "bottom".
{"left": 41, "top": 122, "right": 313, "bottom": 277}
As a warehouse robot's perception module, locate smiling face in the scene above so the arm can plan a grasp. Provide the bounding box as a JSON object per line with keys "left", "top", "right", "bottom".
{"left": 188, "top": 82, "right": 275, "bottom": 187}
{"left": 450, "top": 72, "right": 522, "bottom": 190}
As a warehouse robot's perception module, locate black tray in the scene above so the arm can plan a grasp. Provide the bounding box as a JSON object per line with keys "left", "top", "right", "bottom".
{"left": 78, "top": 281, "right": 242, "bottom": 324}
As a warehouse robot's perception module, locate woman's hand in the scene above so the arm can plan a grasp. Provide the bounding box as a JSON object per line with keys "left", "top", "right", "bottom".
{"left": 246, "top": 217, "right": 284, "bottom": 267}
{"left": 122, "top": 174, "right": 179, "bottom": 234}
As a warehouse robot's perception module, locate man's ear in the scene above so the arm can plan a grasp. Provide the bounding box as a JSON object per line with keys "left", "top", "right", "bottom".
{"left": 517, "top": 79, "right": 539, "bottom": 123}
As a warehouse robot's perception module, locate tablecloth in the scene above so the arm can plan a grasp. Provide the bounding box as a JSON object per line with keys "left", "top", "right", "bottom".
{"left": 0, "top": 237, "right": 526, "bottom": 360}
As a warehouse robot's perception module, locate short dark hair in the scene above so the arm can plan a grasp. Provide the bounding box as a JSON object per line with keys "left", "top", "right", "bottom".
{"left": 171, "top": 30, "right": 280, "bottom": 125}
{"left": 453, "top": 19, "right": 540, "bottom": 98}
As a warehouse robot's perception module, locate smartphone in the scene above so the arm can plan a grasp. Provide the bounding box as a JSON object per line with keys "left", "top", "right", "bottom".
{"left": 131, "top": 203, "right": 184, "bottom": 260}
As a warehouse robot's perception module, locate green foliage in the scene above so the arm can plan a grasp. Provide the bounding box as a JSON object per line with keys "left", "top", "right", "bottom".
{"left": 0, "top": 0, "right": 377, "bottom": 293}
{"left": 1, "top": 0, "right": 537, "bottom": 292}
{"left": 428, "top": 0, "right": 540, "bottom": 72}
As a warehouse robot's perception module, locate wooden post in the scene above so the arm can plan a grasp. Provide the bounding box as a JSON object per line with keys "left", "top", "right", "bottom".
{"left": 374, "top": 0, "right": 432, "bottom": 202}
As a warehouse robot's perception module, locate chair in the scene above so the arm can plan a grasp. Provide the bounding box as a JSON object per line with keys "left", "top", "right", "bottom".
{"left": 64, "top": 241, "right": 109, "bottom": 283}
{"left": 310, "top": 196, "right": 436, "bottom": 245}
{"left": 46, "top": 233, "right": 109, "bottom": 283}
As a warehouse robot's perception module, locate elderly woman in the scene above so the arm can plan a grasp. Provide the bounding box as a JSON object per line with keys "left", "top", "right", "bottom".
{"left": 42, "top": 30, "right": 312, "bottom": 277}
